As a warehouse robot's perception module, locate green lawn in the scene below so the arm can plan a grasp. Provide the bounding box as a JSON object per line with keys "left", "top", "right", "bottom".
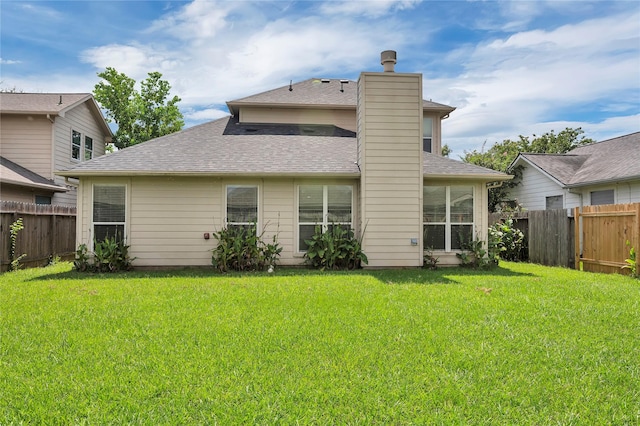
{"left": 1, "top": 262, "right": 639, "bottom": 424}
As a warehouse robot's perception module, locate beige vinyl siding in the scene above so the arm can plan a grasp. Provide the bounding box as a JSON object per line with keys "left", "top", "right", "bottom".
{"left": 52, "top": 102, "right": 109, "bottom": 207}
{"left": 239, "top": 107, "right": 357, "bottom": 132}
{"left": 76, "top": 176, "right": 322, "bottom": 268}
{"left": 0, "top": 114, "right": 53, "bottom": 179}
{"left": 358, "top": 72, "right": 423, "bottom": 267}
{"left": 0, "top": 185, "right": 41, "bottom": 203}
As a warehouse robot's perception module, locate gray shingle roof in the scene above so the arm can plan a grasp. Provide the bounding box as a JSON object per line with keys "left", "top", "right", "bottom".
{"left": 514, "top": 132, "right": 640, "bottom": 187}
{"left": 0, "top": 92, "right": 92, "bottom": 114}
{"left": 58, "top": 116, "right": 508, "bottom": 180}
{"left": 1, "top": 156, "right": 67, "bottom": 192}
{"left": 227, "top": 78, "right": 455, "bottom": 116}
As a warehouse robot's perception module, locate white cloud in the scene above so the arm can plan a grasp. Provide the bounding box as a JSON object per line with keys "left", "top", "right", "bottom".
{"left": 183, "top": 107, "right": 229, "bottom": 123}
{"left": 319, "top": 0, "right": 421, "bottom": 17}
{"left": 0, "top": 58, "right": 21, "bottom": 65}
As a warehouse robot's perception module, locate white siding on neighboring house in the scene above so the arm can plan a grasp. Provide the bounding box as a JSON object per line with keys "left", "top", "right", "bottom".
{"left": 507, "top": 164, "right": 580, "bottom": 211}
{"left": 239, "top": 107, "right": 357, "bottom": 132}
{"left": 358, "top": 72, "right": 423, "bottom": 267}
{"left": 0, "top": 114, "right": 52, "bottom": 179}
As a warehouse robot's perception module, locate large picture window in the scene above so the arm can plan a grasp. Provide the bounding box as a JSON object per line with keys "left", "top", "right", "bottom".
{"left": 93, "top": 185, "right": 126, "bottom": 243}
{"left": 298, "top": 184, "right": 352, "bottom": 251}
{"left": 423, "top": 185, "right": 474, "bottom": 251}
{"left": 226, "top": 185, "right": 258, "bottom": 233}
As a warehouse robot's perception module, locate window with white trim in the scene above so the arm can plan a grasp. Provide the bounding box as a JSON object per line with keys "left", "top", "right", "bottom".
{"left": 226, "top": 185, "right": 258, "bottom": 233}
{"left": 590, "top": 189, "right": 614, "bottom": 206}
{"left": 298, "top": 184, "right": 352, "bottom": 251}
{"left": 84, "top": 136, "right": 93, "bottom": 160}
{"left": 423, "top": 185, "right": 474, "bottom": 251}
{"left": 72, "top": 130, "right": 82, "bottom": 160}
{"left": 93, "top": 185, "right": 126, "bottom": 243}
{"left": 423, "top": 117, "right": 433, "bottom": 153}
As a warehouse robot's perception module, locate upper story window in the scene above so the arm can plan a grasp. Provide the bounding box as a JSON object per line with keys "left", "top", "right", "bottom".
{"left": 84, "top": 136, "right": 93, "bottom": 160}
{"left": 590, "top": 189, "right": 614, "bottom": 206}
{"left": 423, "top": 185, "right": 474, "bottom": 251}
{"left": 226, "top": 185, "right": 258, "bottom": 233}
{"left": 72, "top": 131, "right": 82, "bottom": 161}
{"left": 72, "top": 130, "right": 95, "bottom": 162}
{"left": 93, "top": 185, "right": 126, "bottom": 244}
{"left": 423, "top": 117, "right": 433, "bottom": 153}
{"left": 298, "top": 184, "right": 353, "bottom": 251}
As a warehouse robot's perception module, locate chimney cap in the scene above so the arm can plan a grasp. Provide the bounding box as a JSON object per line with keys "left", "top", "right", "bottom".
{"left": 380, "top": 50, "right": 397, "bottom": 72}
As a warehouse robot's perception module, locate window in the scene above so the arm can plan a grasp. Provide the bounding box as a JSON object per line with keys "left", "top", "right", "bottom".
{"left": 423, "top": 185, "right": 474, "bottom": 251}
{"left": 591, "top": 189, "right": 614, "bottom": 206}
{"left": 72, "top": 130, "right": 82, "bottom": 160}
{"left": 298, "top": 185, "right": 352, "bottom": 251}
{"left": 84, "top": 136, "right": 93, "bottom": 160}
{"left": 226, "top": 185, "right": 258, "bottom": 233}
{"left": 423, "top": 117, "right": 433, "bottom": 153}
{"left": 93, "top": 185, "right": 126, "bottom": 243}
{"left": 546, "top": 195, "right": 563, "bottom": 210}
{"left": 35, "top": 195, "right": 51, "bottom": 205}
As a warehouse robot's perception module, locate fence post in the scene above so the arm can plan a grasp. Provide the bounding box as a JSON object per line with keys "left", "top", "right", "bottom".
{"left": 574, "top": 207, "right": 581, "bottom": 270}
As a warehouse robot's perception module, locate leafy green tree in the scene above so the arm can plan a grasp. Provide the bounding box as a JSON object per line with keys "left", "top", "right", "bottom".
{"left": 94, "top": 68, "right": 184, "bottom": 149}
{"left": 463, "top": 128, "right": 595, "bottom": 211}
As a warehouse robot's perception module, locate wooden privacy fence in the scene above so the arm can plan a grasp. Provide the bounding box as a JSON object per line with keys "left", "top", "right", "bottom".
{"left": 528, "top": 209, "right": 574, "bottom": 268}
{"left": 489, "top": 209, "right": 574, "bottom": 268}
{"left": 575, "top": 203, "right": 640, "bottom": 275}
{"left": 1, "top": 201, "right": 77, "bottom": 272}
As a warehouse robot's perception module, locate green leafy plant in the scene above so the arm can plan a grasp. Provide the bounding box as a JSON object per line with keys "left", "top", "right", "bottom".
{"left": 423, "top": 247, "right": 439, "bottom": 270}
{"left": 457, "top": 236, "right": 497, "bottom": 269}
{"left": 74, "top": 237, "right": 135, "bottom": 273}
{"left": 9, "top": 217, "right": 27, "bottom": 271}
{"left": 74, "top": 243, "right": 91, "bottom": 272}
{"left": 490, "top": 217, "right": 526, "bottom": 261}
{"left": 622, "top": 240, "right": 638, "bottom": 278}
{"left": 211, "top": 224, "right": 282, "bottom": 273}
{"left": 304, "top": 224, "right": 367, "bottom": 270}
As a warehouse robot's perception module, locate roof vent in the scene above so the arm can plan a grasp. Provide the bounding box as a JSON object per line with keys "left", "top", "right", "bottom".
{"left": 380, "top": 50, "right": 397, "bottom": 72}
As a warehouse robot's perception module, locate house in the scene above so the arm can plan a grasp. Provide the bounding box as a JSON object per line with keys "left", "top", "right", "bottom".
{"left": 506, "top": 132, "right": 640, "bottom": 212}
{"left": 58, "top": 51, "right": 510, "bottom": 268}
{"left": 0, "top": 93, "right": 112, "bottom": 206}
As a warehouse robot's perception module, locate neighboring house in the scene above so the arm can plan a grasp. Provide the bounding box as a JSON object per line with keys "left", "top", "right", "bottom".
{"left": 59, "top": 51, "right": 510, "bottom": 268}
{"left": 506, "top": 132, "right": 640, "bottom": 213}
{"left": 0, "top": 93, "right": 112, "bottom": 206}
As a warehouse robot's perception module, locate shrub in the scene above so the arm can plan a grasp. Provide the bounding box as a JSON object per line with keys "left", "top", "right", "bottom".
{"left": 74, "top": 237, "right": 135, "bottom": 273}
{"left": 211, "top": 225, "right": 282, "bottom": 273}
{"left": 622, "top": 240, "right": 638, "bottom": 279}
{"left": 490, "top": 218, "right": 526, "bottom": 261}
{"left": 457, "top": 237, "right": 497, "bottom": 269}
{"left": 304, "top": 224, "right": 367, "bottom": 270}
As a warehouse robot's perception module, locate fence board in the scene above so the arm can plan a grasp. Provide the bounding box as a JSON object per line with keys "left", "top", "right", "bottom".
{"left": 1, "top": 201, "right": 77, "bottom": 271}
{"left": 575, "top": 203, "right": 640, "bottom": 275}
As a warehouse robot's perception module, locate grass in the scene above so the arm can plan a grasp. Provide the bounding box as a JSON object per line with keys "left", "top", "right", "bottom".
{"left": 1, "top": 262, "right": 639, "bottom": 425}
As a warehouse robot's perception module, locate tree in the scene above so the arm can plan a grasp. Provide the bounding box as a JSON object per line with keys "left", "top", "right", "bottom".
{"left": 93, "top": 68, "right": 184, "bottom": 149}
{"left": 463, "top": 128, "right": 595, "bottom": 211}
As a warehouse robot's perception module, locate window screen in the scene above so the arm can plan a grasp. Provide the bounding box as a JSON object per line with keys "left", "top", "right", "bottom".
{"left": 590, "top": 189, "right": 614, "bottom": 206}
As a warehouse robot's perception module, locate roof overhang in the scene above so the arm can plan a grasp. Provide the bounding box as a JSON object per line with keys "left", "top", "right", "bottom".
{"left": 424, "top": 173, "right": 513, "bottom": 181}
{"left": 508, "top": 154, "right": 566, "bottom": 187}
{"left": 56, "top": 170, "right": 361, "bottom": 179}
{"left": 564, "top": 175, "right": 640, "bottom": 189}
{"left": 1, "top": 178, "right": 67, "bottom": 192}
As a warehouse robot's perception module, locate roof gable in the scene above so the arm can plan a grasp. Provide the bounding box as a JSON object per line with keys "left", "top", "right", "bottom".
{"left": 1, "top": 156, "right": 67, "bottom": 192}
{"left": 509, "top": 132, "right": 640, "bottom": 188}
{"left": 226, "top": 78, "right": 455, "bottom": 117}
{"left": 0, "top": 92, "right": 112, "bottom": 137}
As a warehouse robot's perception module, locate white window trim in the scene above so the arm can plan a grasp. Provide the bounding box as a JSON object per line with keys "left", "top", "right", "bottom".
{"left": 71, "top": 130, "right": 82, "bottom": 162}
{"left": 91, "top": 183, "right": 128, "bottom": 249}
{"left": 225, "top": 184, "right": 260, "bottom": 232}
{"left": 297, "top": 184, "right": 354, "bottom": 253}
{"left": 424, "top": 185, "right": 474, "bottom": 252}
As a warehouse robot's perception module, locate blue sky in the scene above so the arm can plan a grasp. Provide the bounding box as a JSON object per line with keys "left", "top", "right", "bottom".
{"left": 1, "top": 0, "right": 639, "bottom": 156}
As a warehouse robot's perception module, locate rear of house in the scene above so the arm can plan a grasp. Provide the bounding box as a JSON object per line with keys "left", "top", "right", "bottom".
{"left": 60, "top": 51, "right": 509, "bottom": 268}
